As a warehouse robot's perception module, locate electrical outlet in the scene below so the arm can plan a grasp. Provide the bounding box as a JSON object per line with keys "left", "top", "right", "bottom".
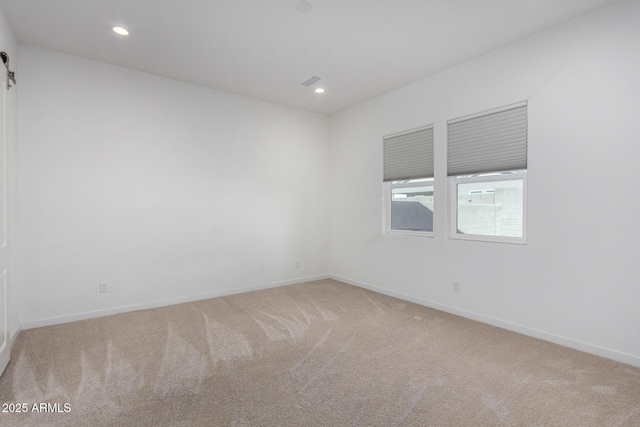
{"left": 295, "top": 260, "right": 300, "bottom": 269}
{"left": 99, "top": 281, "right": 109, "bottom": 293}
{"left": 452, "top": 281, "right": 460, "bottom": 293}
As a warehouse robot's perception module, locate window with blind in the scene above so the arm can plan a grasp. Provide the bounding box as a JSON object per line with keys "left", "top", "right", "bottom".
{"left": 383, "top": 126, "right": 434, "bottom": 236}
{"left": 448, "top": 103, "right": 528, "bottom": 244}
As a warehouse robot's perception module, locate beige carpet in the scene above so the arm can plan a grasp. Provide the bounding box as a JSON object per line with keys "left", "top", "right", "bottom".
{"left": 1, "top": 279, "right": 639, "bottom": 426}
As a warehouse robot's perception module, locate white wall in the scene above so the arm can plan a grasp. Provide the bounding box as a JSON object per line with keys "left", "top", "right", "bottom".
{"left": 329, "top": 0, "right": 640, "bottom": 367}
{"left": 18, "top": 45, "right": 330, "bottom": 327}
{"left": 0, "top": 6, "right": 18, "bottom": 340}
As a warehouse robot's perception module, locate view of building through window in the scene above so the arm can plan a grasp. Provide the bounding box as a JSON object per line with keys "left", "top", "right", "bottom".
{"left": 456, "top": 176, "right": 524, "bottom": 238}
{"left": 390, "top": 180, "right": 434, "bottom": 233}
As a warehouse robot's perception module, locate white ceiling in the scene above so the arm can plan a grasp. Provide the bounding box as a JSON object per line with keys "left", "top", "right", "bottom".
{"left": 0, "top": 0, "right": 617, "bottom": 114}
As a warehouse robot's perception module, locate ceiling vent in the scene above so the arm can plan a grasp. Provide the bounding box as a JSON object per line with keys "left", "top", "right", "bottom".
{"left": 300, "top": 75, "right": 322, "bottom": 87}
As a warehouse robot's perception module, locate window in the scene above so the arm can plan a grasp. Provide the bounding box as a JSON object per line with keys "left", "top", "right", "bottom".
{"left": 387, "top": 178, "right": 434, "bottom": 234}
{"left": 451, "top": 171, "right": 526, "bottom": 242}
{"left": 383, "top": 126, "right": 434, "bottom": 236}
{"left": 448, "top": 103, "right": 527, "bottom": 244}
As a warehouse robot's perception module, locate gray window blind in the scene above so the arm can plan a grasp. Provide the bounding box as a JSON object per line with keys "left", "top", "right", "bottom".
{"left": 383, "top": 127, "right": 434, "bottom": 182}
{"left": 448, "top": 104, "right": 527, "bottom": 176}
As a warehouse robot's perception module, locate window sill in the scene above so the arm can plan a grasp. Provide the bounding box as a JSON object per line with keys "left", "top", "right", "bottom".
{"left": 449, "top": 233, "right": 526, "bottom": 245}
{"left": 385, "top": 230, "right": 434, "bottom": 238}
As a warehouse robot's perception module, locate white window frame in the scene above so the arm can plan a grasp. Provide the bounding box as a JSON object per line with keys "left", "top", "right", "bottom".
{"left": 449, "top": 170, "right": 527, "bottom": 245}
{"left": 384, "top": 178, "right": 434, "bottom": 237}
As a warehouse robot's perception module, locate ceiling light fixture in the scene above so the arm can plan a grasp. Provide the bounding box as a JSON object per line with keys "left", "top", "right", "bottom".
{"left": 315, "top": 88, "right": 325, "bottom": 94}
{"left": 112, "top": 26, "right": 129, "bottom": 36}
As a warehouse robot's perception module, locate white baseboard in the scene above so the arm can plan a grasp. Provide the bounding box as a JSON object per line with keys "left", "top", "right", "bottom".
{"left": 22, "top": 275, "right": 330, "bottom": 330}
{"left": 332, "top": 274, "right": 640, "bottom": 369}
{"left": 10, "top": 324, "right": 21, "bottom": 347}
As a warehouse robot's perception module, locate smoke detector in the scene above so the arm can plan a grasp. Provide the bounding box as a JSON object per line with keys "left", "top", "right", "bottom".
{"left": 295, "top": 1, "right": 313, "bottom": 13}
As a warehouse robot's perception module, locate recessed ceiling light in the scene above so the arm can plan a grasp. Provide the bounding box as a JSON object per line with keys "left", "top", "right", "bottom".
{"left": 112, "top": 26, "right": 129, "bottom": 36}
{"left": 315, "top": 88, "right": 325, "bottom": 94}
